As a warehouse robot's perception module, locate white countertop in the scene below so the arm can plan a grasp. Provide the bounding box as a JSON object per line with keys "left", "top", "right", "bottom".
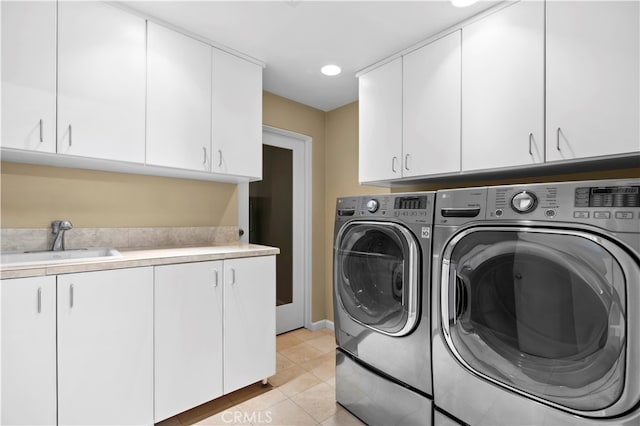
{"left": 0, "top": 243, "right": 280, "bottom": 279}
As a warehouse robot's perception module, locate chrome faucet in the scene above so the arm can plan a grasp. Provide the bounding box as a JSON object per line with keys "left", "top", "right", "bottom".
{"left": 51, "top": 220, "right": 73, "bottom": 251}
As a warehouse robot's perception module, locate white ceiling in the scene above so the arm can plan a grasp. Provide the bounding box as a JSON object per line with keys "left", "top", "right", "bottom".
{"left": 121, "top": 1, "right": 499, "bottom": 111}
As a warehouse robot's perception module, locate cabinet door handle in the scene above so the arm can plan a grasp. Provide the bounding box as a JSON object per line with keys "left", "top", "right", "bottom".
{"left": 404, "top": 154, "right": 411, "bottom": 171}
{"left": 218, "top": 149, "right": 223, "bottom": 167}
{"left": 68, "top": 124, "right": 73, "bottom": 147}
{"left": 39, "top": 119, "right": 43, "bottom": 143}
{"left": 69, "top": 284, "right": 74, "bottom": 308}
{"left": 37, "top": 287, "right": 42, "bottom": 313}
{"left": 230, "top": 268, "right": 236, "bottom": 285}
{"left": 213, "top": 269, "right": 219, "bottom": 287}
{"left": 556, "top": 127, "right": 561, "bottom": 151}
{"left": 202, "top": 147, "right": 207, "bottom": 165}
{"left": 529, "top": 133, "right": 533, "bottom": 156}
{"left": 391, "top": 157, "right": 398, "bottom": 173}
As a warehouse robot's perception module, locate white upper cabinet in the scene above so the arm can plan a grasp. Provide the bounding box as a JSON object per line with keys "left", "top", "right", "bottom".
{"left": 403, "top": 30, "right": 461, "bottom": 176}
{"left": 461, "top": 1, "right": 545, "bottom": 172}
{"left": 147, "top": 22, "right": 212, "bottom": 172}
{"left": 359, "top": 58, "right": 403, "bottom": 183}
{"left": 57, "top": 2, "right": 146, "bottom": 163}
{"left": 1, "top": 276, "right": 57, "bottom": 425}
{"left": 212, "top": 48, "right": 263, "bottom": 178}
{"left": 2, "top": 3, "right": 262, "bottom": 182}
{"left": 546, "top": 1, "right": 640, "bottom": 161}
{"left": 1, "top": 1, "right": 56, "bottom": 153}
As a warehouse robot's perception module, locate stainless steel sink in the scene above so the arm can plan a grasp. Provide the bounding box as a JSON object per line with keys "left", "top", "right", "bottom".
{"left": 1, "top": 247, "right": 122, "bottom": 267}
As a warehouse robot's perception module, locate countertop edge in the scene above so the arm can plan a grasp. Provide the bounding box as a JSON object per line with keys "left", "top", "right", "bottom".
{"left": 0, "top": 244, "right": 280, "bottom": 280}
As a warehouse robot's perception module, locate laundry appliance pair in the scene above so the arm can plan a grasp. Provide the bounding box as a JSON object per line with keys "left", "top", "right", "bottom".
{"left": 334, "top": 179, "right": 640, "bottom": 426}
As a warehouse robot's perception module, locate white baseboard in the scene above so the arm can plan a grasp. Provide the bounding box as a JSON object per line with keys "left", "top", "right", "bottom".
{"left": 308, "top": 319, "right": 335, "bottom": 332}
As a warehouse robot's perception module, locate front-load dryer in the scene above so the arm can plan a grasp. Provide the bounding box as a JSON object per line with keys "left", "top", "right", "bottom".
{"left": 431, "top": 179, "right": 640, "bottom": 425}
{"left": 334, "top": 192, "right": 435, "bottom": 425}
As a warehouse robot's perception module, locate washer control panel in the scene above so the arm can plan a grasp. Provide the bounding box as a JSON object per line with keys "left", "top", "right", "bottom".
{"left": 335, "top": 193, "right": 434, "bottom": 225}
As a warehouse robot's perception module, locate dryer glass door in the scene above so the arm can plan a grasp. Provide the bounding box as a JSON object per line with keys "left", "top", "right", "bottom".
{"left": 335, "top": 222, "right": 420, "bottom": 336}
{"left": 442, "top": 228, "right": 634, "bottom": 413}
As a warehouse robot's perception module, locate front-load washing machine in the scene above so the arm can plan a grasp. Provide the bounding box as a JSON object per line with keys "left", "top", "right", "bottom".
{"left": 431, "top": 179, "right": 640, "bottom": 425}
{"left": 334, "top": 192, "right": 435, "bottom": 425}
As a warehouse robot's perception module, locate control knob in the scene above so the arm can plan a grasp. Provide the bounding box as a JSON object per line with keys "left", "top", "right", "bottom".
{"left": 366, "top": 199, "right": 379, "bottom": 213}
{"left": 511, "top": 191, "right": 538, "bottom": 213}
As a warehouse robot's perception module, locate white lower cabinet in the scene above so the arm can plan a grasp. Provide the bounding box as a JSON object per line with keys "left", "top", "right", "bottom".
{"left": 154, "top": 261, "right": 224, "bottom": 422}
{"left": 154, "top": 255, "right": 275, "bottom": 422}
{"left": 1, "top": 256, "right": 273, "bottom": 424}
{"left": 57, "top": 268, "right": 154, "bottom": 425}
{"left": 1, "top": 276, "right": 57, "bottom": 426}
{"left": 223, "top": 256, "right": 276, "bottom": 393}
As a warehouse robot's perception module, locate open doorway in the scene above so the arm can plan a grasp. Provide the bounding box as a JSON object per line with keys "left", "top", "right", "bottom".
{"left": 247, "top": 127, "right": 311, "bottom": 334}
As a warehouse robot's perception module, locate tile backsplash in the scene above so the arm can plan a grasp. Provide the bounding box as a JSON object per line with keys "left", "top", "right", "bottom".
{"left": 1, "top": 226, "right": 239, "bottom": 252}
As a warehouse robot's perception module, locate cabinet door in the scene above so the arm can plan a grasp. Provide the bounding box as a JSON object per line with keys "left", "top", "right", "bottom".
{"left": 57, "top": 268, "right": 153, "bottom": 425}
{"left": 224, "top": 256, "right": 276, "bottom": 393}
{"left": 1, "top": 276, "right": 57, "bottom": 425}
{"left": 212, "top": 48, "right": 263, "bottom": 178}
{"left": 461, "top": 1, "right": 544, "bottom": 171}
{"left": 546, "top": 1, "right": 639, "bottom": 161}
{"left": 403, "top": 31, "right": 461, "bottom": 177}
{"left": 147, "top": 22, "right": 212, "bottom": 172}
{"left": 154, "top": 261, "right": 224, "bottom": 422}
{"left": 1, "top": 1, "right": 56, "bottom": 152}
{"left": 57, "top": 2, "right": 146, "bottom": 163}
{"left": 358, "top": 58, "right": 403, "bottom": 183}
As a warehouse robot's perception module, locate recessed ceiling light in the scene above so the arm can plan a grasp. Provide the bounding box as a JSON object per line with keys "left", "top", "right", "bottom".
{"left": 321, "top": 64, "right": 342, "bottom": 76}
{"left": 451, "top": 0, "right": 478, "bottom": 7}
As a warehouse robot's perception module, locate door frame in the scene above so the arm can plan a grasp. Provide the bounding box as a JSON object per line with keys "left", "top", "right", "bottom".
{"left": 238, "top": 125, "right": 312, "bottom": 333}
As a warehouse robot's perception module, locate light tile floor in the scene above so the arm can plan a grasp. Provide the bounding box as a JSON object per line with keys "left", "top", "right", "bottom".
{"left": 157, "top": 328, "right": 364, "bottom": 426}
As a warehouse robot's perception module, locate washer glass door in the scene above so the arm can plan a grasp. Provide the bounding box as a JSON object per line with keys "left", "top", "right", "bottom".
{"left": 335, "top": 221, "right": 419, "bottom": 336}
{"left": 442, "top": 228, "right": 634, "bottom": 414}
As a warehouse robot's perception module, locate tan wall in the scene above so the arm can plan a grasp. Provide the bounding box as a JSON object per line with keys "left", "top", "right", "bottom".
{"left": 2, "top": 92, "right": 637, "bottom": 326}
{"left": 262, "top": 91, "right": 328, "bottom": 323}
{"left": 0, "top": 162, "right": 237, "bottom": 228}
{"left": 324, "top": 102, "right": 389, "bottom": 322}
{"left": 0, "top": 91, "right": 329, "bottom": 323}
{"left": 395, "top": 169, "right": 640, "bottom": 192}
{"left": 322, "top": 100, "right": 639, "bottom": 322}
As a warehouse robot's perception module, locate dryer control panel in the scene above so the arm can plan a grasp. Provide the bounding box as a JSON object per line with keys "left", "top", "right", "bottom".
{"left": 575, "top": 185, "right": 640, "bottom": 208}
{"left": 486, "top": 179, "right": 640, "bottom": 233}
{"left": 490, "top": 185, "right": 559, "bottom": 218}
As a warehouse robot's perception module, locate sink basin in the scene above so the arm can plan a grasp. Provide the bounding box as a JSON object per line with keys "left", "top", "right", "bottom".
{"left": 1, "top": 247, "right": 122, "bottom": 267}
